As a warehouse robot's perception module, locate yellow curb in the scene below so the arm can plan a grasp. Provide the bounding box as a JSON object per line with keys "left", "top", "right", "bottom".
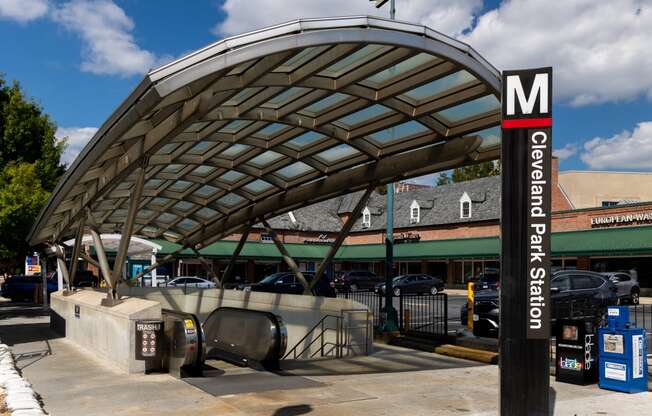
{"left": 435, "top": 344, "right": 499, "bottom": 365}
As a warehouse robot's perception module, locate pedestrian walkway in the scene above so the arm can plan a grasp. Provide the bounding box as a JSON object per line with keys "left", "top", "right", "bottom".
{"left": 1, "top": 302, "right": 651, "bottom": 415}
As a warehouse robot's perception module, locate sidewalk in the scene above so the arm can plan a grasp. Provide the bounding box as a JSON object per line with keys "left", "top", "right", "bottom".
{"left": 1, "top": 303, "right": 651, "bottom": 415}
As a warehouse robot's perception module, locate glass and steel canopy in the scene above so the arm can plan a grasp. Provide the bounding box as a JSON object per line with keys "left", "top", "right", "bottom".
{"left": 29, "top": 16, "right": 502, "bottom": 249}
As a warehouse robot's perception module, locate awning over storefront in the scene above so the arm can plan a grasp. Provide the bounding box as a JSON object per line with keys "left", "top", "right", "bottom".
{"left": 150, "top": 225, "right": 652, "bottom": 261}
{"left": 29, "top": 16, "right": 502, "bottom": 251}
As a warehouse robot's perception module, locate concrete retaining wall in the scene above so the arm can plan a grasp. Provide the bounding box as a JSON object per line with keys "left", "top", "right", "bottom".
{"left": 50, "top": 291, "right": 161, "bottom": 373}
{"left": 122, "top": 287, "right": 372, "bottom": 359}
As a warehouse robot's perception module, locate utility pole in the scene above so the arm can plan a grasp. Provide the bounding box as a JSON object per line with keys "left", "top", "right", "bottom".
{"left": 369, "top": 0, "right": 398, "bottom": 332}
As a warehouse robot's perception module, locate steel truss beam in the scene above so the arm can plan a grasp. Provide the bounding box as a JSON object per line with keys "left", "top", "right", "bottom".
{"left": 261, "top": 220, "right": 310, "bottom": 293}
{"left": 221, "top": 226, "right": 251, "bottom": 287}
{"left": 191, "top": 247, "right": 222, "bottom": 288}
{"left": 68, "top": 217, "right": 85, "bottom": 288}
{"left": 89, "top": 227, "right": 113, "bottom": 292}
{"left": 53, "top": 244, "right": 71, "bottom": 291}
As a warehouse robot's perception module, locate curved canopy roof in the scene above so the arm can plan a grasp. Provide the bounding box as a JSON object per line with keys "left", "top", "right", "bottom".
{"left": 29, "top": 16, "right": 502, "bottom": 249}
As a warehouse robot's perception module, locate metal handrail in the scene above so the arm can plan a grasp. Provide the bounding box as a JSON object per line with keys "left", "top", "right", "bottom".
{"left": 283, "top": 314, "right": 342, "bottom": 360}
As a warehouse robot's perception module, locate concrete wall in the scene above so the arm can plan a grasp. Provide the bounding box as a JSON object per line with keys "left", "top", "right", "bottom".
{"left": 559, "top": 171, "right": 652, "bottom": 209}
{"left": 122, "top": 287, "right": 372, "bottom": 359}
{"left": 50, "top": 291, "right": 161, "bottom": 373}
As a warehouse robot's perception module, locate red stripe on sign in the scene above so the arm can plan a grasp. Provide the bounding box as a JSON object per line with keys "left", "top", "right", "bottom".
{"left": 501, "top": 118, "right": 553, "bottom": 129}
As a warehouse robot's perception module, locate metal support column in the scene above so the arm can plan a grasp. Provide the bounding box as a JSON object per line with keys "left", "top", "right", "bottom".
{"left": 109, "top": 165, "right": 146, "bottom": 302}
{"left": 309, "top": 186, "right": 374, "bottom": 292}
{"left": 261, "top": 220, "right": 311, "bottom": 292}
{"left": 150, "top": 250, "right": 158, "bottom": 287}
{"left": 133, "top": 247, "right": 185, "bottom": 282}
{"left": 54, "top": 245, "right": 71, "bottom": 292}
{"left": 221, "top": 227, "right": 250, "bottom": 286}
{"left": 80, "top": 252, "right": 100, "bottom": 269}
{"left": 40, "top": 255, "right": 48, "bottom": 308}
{"left": 89, "top": 228, "right": 113, "bottom": 291}
{"left": 68, "top": 218, "right": 85, "bottom": 289}
{"left": 381, "top": 182, "right": 398, "bottom": 331}
{"left": 192, "top": 247, "right": 222, "bottom": 288}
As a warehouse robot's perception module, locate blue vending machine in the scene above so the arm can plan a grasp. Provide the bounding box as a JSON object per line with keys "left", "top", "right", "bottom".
{"left": 598, "top": 306, "right": 648, "bottom": 393}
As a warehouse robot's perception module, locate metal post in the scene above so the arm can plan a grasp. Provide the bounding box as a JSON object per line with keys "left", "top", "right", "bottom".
{"left": 133, "top": 247, "right": 185, "bottom": 282}
{"left": 54, "top": 245, "right": 71, "bottom": 291}
{"left": 381, "top": 182, "right": 398, "bottom": 331}
{"left": 150, "top": 250, "right": 158, "bottom": 287}
{"left": 390, "top": 0, "right": 395, "bottom": 19}
{"left": 89, "top": 228, "right": 113, "bottom": 290}
{"left": 222, "top": 227, "right": 250, "bottom": 286}
{"left": 261, "top": 220, "right": 311, "bottom": 292}
{"left": 110, "top": 166, "right": 146, "bottom": 300}
{"left": 192, "top": 247, "right": 222, "bottom": 288}
{"left": 40, "top": 256, "right": 48, "bottom": 308}
{"left": 68, "top": 218, "right": 85, "bottom": 289}
{"left": 310, "top": 186, "right": 374, "bottom": 291}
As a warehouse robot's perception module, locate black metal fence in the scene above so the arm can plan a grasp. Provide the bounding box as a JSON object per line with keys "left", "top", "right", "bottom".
{"left": 338, "top": 290, "right": 448, "bottom": 338}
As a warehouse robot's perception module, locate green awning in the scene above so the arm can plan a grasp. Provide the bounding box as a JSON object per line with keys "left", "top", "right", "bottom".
{"left": 152, "top": 225, "right": 652, "bottom": 261}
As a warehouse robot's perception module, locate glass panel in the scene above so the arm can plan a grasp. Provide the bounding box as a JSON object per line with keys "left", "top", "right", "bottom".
{"left": 284, "top": 131, "right": 325, "bottom": 149}
{"left": 195, "top": 207, "right": 218, "bottom": 220}
{"left": 473, "top": 126, "right": 502, "bottom": 150}
{"left": 162, "top": 164, "right": 185, "bottom": 174}
{"left": 223, "top": 87, "right": 262, "bottom": 106}
{"left": 219, "top": 143, "right": 250, "bottom": 158}
{"left": 275, "top": 161, "right": 313, "bottom": 179}
{"left": 303, "top": 93, "right": 350, "bottom": 113}
{"left": 264, "top": 87, "right": 309, "bottom": 107}
{"left": 367, "top": 121, "right": 430, "bottom": 144}
{"left": 136, "top": 209, "right": 155, "bottom": 219}
{"left": 141, "top": 226, "right": 162, "bottom": 236}
{"left": 217, "top": 193, "right": 245, "bottom": 207}
{"left": 177, "top": 218, "right": 198, "bottom": 230}
{"left": 273, "top": 46, "right": 329, "bottom": 72}
{"left": 336, "top": 104, "right": 391, "bottom": 127}
{"left": 183, "top": 121, "right": 210, "bottom": 133}
{"left": 248, "top": 151, "right": 283, "bottom": 167}
{"left": 402, "top": 70, "right": 476, "bottom": 101}
{"left": 157, "top": 143, "right": 179, "bottom": 154}
{"left": 157, "top": 212, "right": 178, "bottom": 223}
{"left": 256, "top": 123, "right": 287, "bottom": 137}
{"left": 194, "top": 185, "right": 219, "bottom": 198}
{"left": 226, "top": 59, "right": 257, "bottom": 76}
{"left": 243, "top": 179, "right": 273, "bottom": 193}
{"left": 187, "top": 141, "right": 215, "bottom": 155}
{"left": 363, "top": 53, "right": 439, "bottom": 85}
{"left": 319, "top": 45, "right": 390, "bottom": 77}
{"left": 314, "top": 144, "right": 360, "bottom": 163}
{"left": 173, "top": 201, "right": 196, "bottom": 212}
{"left": 219, "top": 170, "right": 246, "bottom": 182}
{"left": 436, "top": 95, "right": 500, "bottom": 124}
{"left": 168, "top": 180, "right": 193, "bottom": 192}
{"left": 219, "top": 120, "right": 253, "bottom": 133}
{"left": 191, "top": 165, "right": 216, "bottom": 177}
{"left": 150, "top": 197, "right": 170, "bottom": 206}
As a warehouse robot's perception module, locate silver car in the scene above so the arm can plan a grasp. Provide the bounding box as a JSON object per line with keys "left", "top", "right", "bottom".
{"left": 165, "top": 276, "right": 216, "bottom": 289}
{"left": 603, "top": 272, "right": 640, "bottom": 305}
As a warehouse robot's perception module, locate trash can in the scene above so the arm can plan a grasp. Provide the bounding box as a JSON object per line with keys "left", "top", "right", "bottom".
{"left": 598, "top": 306, "right": 648, "bottom": 393}
{"left": 555, "top": 319, "right": 598, "bottom": 384}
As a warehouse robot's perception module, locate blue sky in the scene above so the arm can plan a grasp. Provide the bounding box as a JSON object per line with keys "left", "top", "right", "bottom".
{"left": 1, "top": 0, "right": 651, "bottom": 179}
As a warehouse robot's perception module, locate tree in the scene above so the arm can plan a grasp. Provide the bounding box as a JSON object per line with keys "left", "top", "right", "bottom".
{"left": 0, "top": 163, "right": 50, "bottom": 272}
{"left": 437, "top": 160, "right": 500, "bottom": 185}
{"left": 0, "top": 75, "right": 66, "bottom": 271}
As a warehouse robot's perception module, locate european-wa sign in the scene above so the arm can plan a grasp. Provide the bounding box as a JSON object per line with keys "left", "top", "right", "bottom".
{"left": 502, "top": 67, "right": 552, "bottom": 339}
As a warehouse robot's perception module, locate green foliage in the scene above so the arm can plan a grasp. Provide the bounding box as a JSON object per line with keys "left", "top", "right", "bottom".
{"left": 0, "top": 75, "right": 66, "bottom": 270}
{"left": 437, "top": 161, "right": 500, "bottom": 185}
{"left": 0, "top": 163, "right": 50, "bottom": 270}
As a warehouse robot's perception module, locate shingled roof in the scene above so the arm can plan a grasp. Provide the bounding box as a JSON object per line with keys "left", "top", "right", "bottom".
{"left": 259, "top": 175, "right": 500, "bottom": 233}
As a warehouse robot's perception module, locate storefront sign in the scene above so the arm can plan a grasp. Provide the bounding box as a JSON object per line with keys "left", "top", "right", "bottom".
{"left": 25, "top": 252, "right": 41, "bottom": 276}
{"left": 591, "top": 211, "right": 652, "bottom": 227}
{"left": 394, "top": 232, "right": 421, "bottom": 244}
{"left": 303, "top": 234, "right": 335, "bottom": 245}
{"left": 502, "top": 67, "right": 552, "bottom": 340}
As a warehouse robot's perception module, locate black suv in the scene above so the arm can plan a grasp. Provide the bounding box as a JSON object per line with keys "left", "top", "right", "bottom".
{"left": 460, "top": 270, "right": 618, "bottom": 337}
{"left": 375, "top": 274, "right": 445, "bottom": 296}
{"left": 333, "top": 270, "right": 381, "bottom": 292}
{"left": 241, "top": 272, "right": 336, "bottom": 297}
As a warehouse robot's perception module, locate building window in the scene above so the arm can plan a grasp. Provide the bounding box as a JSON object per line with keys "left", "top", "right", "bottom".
{"left": 410, "top": 200, "right": 420, "bottom": 224}
{"left": 362, "top": 207, "right": 371, "bottom": 228}
{"left": 460, "top": 192, "right": 472, "bottom": 219}
{"left": 261, "top": 233, "right": 273, "bottom": 242}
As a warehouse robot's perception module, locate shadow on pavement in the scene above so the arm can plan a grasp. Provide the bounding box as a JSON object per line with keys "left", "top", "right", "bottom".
{"left": 272, "top": 405, "right": 313, "bottom": 416}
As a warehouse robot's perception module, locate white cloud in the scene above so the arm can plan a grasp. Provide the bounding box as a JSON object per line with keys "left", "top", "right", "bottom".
{"left": 0, "top": 0, "right": 48, "bottom": 22}
{"left": 51, "top": 0, "right": 163, "bottom": 76}
{"left": 553, "top": 143, "right": 578, "bottom": 161}
{"left": 215, "top": 0, "right": 482, "bottom": 37}
{"left": 56, "top": 126, "right": 98, "bottom": 166}
{"left": 580, "top": 121, "right": 652, "bottom": 169}
{"left": 460, "top": 0, "right": 652, "bottom": 106}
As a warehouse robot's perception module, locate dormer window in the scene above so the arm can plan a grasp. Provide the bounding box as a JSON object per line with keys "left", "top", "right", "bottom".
{"left": 410, "top": 200, "right": 420, "bottom": 224}
{"left": 362, "top": 207, "right": 371, "bottom": 228}
{"left": 460, "top": 192, "right": 472, "bottom": 219}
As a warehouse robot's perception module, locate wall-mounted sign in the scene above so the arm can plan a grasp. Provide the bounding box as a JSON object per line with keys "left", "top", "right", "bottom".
{"left": 501, "top": 67, "right": 552, "bottom": 340}
{"left": 591, "top": 212, "right": 652, "bottom": 228}
{"left": 25, "top": 252, "right": 41, "bottom": 276}
{"left": 395, "top": 232, "right": 421, "bottom": 244}
{"left": 304, "top": 234, "right": 336, "bottom": 245}
{"left": 74, "top": 305, "right": 80, "bottom": 318}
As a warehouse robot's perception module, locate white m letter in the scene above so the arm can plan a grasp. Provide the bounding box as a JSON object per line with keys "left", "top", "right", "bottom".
{"left": 506, "top": 73, "right": 548, "bottom": 116}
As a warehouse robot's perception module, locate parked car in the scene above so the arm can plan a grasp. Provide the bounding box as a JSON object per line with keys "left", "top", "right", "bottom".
{"left": 165, "top": 276, "right": 216, "bottom": 288}
{"left": 460, "top": 270, "right": 618, "bottom": 337}
{"left": 332, "top": 270, "right": 381, "bottom": 292}
{"left": 470, "top": 270, "right": 500, "bottom": 291}
{"left": 375, "top": 274, "right": 445, "bottom": 296}
{"left": 1, "top": 275, "right": 58, "bottom": 302}
{"left": 602, "top": 272, "right": 640, "bottom": 305}
{"left": 241, "top": 272, "right": 336, "bottom": 297}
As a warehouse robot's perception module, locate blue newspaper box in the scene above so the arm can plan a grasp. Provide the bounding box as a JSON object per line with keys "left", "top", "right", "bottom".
{"left": 598, "top": 306, "right": 648, "bottom": 393}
